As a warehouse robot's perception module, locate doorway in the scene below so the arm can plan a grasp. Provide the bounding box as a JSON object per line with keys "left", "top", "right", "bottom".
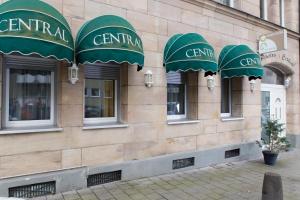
{"left": 261, "top": 67, "right": 287, "bottom": 141}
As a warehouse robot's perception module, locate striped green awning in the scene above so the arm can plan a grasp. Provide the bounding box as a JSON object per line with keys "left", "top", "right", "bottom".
{"left": 76, "top": 15, "right": 144, "bottom": 71}
{"left": 163, "top": 33, "right": 217, "bottom": 74}
{"left": 218, "top": 45, "right": 264, "bottom": 79}
{"left": 0, "top": 0, "right": 74, "bottom": 63}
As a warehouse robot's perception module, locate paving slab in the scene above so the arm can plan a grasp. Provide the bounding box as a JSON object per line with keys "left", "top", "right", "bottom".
{"left": 36, "top": 150, "right": 300, "bottom": 200}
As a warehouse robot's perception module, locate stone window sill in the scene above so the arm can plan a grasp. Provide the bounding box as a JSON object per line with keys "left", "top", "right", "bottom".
{"left": 221, "top": 117, "right": 245, "bottom": 122}
{"left": 167, "top": 119, "right": 200, "bottom": 125}
{"left": 0, "top": 127, "right": 63, "bottom": 135}
{"left": 83, "top": 123, "right": 129, "bottom": 130}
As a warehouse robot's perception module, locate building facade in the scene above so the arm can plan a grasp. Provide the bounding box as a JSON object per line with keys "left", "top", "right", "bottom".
{"left": 0, "top": 0, "right": 299, "bottom": 196}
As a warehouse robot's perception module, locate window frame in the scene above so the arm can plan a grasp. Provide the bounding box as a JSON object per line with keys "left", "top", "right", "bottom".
{"left": 229, "top": 0, "right": 234, "bottom": 8}
{"left": 216, "top": 0, "right": 234, "bottom": 7}
{"left": 167, "top": 80, "right": 187, "bottom": 121}
{"left": 221, "top": 78, "right": 232, "bottom": 118}
{"left": 279, "top": 0, "right": 285, "bottom": 27}
{"left": 3, "top": 56, "right": 56, "bottom": 128}
{"left": 260, "top": 0, "right": 268, "bottom": 20}
{"left": 261, "top": 0, "right": 285, "bottom": 27}
{"left": 83, "top": 79, "right": 118, "bottom": 124}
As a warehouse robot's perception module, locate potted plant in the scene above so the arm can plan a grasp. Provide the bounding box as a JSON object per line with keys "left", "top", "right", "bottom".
{"left": 257, "top": 119, "right": 290, "bottom": 166}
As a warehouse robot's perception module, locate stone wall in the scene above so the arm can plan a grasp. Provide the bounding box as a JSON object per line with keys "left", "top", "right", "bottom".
{"left": 0, "top": 0, "right": 299, "bottom": 178}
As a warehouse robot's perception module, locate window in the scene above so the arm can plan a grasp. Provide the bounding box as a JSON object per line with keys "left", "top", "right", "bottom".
{"left": 221, "top": 78, "right": 231, "bottom": 117}
{"left": 167, "top": 72, "right": 186, "bottom": 120}
{"left": 4, "top": 56, "right": 56, "bottom": 128}
{"left": 260, "top": 0, "right": 285, "bottom": 27}
{"left": 221, "top": 77, "right": 243, "bottom": 118}
{"left": 262, "top": 67, "right": 284, "bottom": 85}
{"left": 84, "top": 64, "right": 119, "bottom": 124}
{"left": 214, "top": 0, "right": 234, "bottom": 7}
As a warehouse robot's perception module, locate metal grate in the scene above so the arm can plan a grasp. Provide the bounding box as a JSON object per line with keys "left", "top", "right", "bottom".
{"left": 172, "top": 157, "right": 195, "bottom": 170}
{"left": 9, "top": 181, "right": 56, "bottom": 198}
{"left": 225, "top": 148, "right": 240, "bottom": 158}
{"left": 87, "top": 170, "right": 122, "bottom": 187}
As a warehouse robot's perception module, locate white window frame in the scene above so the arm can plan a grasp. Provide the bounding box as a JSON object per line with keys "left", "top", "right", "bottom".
{"left": 221, "top": 79, "right": 232, "bottom": 118}
{"left": 83, "top": 79, "right": 118, "bottom": 124}
{"left": 5, "top": 66, "right": 55, "bottom": 128}
{"left": 167, "top": 84, "right": 187, "bottom": 121}
{"left": 279, "top": 0, "right": 285, "bottom": 27}
{"left": 261, "top": 0, "right": 268, "bottom": 20}
{"left": 229, "top": 0, "right": 234, "bottom": 8}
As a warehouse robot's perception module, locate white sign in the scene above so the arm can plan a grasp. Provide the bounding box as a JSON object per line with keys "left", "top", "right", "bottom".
{"left": 258, "top": 30, "right": 287, "bottom": 54}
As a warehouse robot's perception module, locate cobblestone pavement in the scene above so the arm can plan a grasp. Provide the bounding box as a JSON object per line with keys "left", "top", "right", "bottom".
{"left": 37, "top": 150, "right": 300, "bottom": 200}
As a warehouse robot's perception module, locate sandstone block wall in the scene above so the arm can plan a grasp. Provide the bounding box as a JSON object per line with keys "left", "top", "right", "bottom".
{"left": 0, "top": 0, "right": 298, "bottom": 178}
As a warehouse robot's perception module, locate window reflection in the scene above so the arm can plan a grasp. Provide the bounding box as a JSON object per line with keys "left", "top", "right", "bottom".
{"left": 9, "top": 69, "right": 51, "bottom": 121}
{"left": 85, "top": 79, "right": 115, "bottom": 118}
{"left": 221, "top": 78, "right": 231, "bottom": 114}
{"left": 214, "top": 0, "right": 230, "bottom": 6}
{"left": 167, "top": 84, "right": 185, "bottom": 115}
{"left": 262, "top": 67, "right": 284, "bottom": 85}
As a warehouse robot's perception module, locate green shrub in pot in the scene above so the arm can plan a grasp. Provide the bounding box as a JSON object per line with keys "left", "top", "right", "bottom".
{"left": 256, "top": 119, "right": 291, "bottom": 165}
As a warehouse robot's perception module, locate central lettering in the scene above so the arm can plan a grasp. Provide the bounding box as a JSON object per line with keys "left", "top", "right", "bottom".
{"left": 186, "top": 48, "right": 214, "bottom": 58}
{"left": 93, "top": 32, "right": 142, "bottom": 50}
{"left": 240, "top": 57, "right": 261, "bottom": 67}
{"left": 0, "top": 18, "right": 69, "bottom": 43}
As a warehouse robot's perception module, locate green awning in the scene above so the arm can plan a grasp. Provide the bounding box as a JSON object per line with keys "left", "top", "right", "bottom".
{"left": 218, "top": 45, "right": 264, "bottom": 79}
{"left": 163, "top": 33, "right": 218, "bottom": 74}
{"left": 0, "top": 0, "right": 74, "bottom": 63}
{"left": 76, "top": 15, "right": 144, "bottom": 71}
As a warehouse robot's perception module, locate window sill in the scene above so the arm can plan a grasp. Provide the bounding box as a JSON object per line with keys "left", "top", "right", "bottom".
{"left": 167, "top": 119, "right": 200, "bottom": 125}
{"left": 83, "top": 123, "right": 129, "bottom": 130}
{"left": 221, "top": 117, "right": 244, "bottom": 122}
{"left": 0, "top": 127, "right": 63, "bottom": 135}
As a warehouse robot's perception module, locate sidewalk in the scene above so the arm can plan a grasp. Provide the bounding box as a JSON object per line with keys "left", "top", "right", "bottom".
{"left": 37, "top": 150, "right": 300, "bottom": 200}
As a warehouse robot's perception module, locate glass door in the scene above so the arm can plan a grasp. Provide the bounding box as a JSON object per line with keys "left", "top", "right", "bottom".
{"left": 261, "top": 84, "right": 286, "bottom": 141}
{"left": 261, "top": 91, "right": 270, "bottom": 142}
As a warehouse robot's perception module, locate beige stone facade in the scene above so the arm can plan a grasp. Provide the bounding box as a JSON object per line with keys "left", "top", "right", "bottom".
{"left": 0, "top": 0, "right": 299, "bottom": 185}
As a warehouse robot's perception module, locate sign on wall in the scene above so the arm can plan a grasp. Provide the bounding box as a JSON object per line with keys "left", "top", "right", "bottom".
{"left": 258, "top": 30, "right": 287, "bottom": 54}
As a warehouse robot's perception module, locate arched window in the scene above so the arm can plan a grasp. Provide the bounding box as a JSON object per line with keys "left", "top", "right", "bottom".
{"left": 262, "top": 67, "right": 285, "bottom": 85}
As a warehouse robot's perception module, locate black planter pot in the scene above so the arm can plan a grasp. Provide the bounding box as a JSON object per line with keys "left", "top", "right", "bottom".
{"left": 263, "top": 151, "right": 279, "bottom": 166}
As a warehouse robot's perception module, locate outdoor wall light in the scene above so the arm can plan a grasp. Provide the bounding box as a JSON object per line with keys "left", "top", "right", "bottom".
{"left": 284, "top": 76, "right": 291, "bottom": 88}
{"left": 144, "top": 70, "right": 153, "bottom": 88}
{"left": 68, "top": 64, "right": 79, "bottom": 84}
{"left": 207, "top": 75, "right": 215, "bottom": 90}
{"left": 249, "top": 79, "right": 256, "bottom": 93}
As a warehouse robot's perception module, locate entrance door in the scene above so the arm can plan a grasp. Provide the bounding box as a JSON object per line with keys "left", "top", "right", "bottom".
{"left": 261, "top": 84, "right": 286, "bottom": 140}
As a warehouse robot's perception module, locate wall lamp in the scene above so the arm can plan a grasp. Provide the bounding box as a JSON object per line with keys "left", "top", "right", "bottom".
{"left": 249, "top": 79, "right": 256, "bottom": 93}
{"left": 284, "top": 76, "right": 291, "bottom": 88}
{"left": 206, "top": 75, "right": 215, "bottom": 90}
{"left": 144, "top": 70, "right": 153, "bottom": 88}
{"left": 68, "top": 64, "right": 79, "bottom": 84}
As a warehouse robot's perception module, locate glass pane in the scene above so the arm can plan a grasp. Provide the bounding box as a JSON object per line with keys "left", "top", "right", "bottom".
{"left": 214, "top": 0, "right": 230, "bottom": 5}
{"left": 262, "top": 67, "right": 284, "bottom": 85}
{"left": 85, "top": 79, "right": 115, "bottom": 118}
{"left": 261, "top": 91, "right": 270, "bottom": 142}
{"left": 267, "top": 0, "right": 280, "bottom": 25}
{"left": 167, "top": 84, "right": 185, "bottom": 115}
{"left": 221, "top": 79, "right": 231, "bottom": 114}
{"left": 9, "top": 69, "right": 52, "bottom": 121}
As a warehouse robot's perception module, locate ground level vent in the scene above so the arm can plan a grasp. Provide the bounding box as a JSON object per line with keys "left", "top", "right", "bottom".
{"left": 225, "top": 148, "right": 240, "bottom": 158}
{"left": 87, "top": 170, "right": 122, "bottom": 187}
{"left": 8, "top": 181, "right": 56, "bottom": 198}
{"left": 172, "top": 157, "right": 195, "bottom": 169}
